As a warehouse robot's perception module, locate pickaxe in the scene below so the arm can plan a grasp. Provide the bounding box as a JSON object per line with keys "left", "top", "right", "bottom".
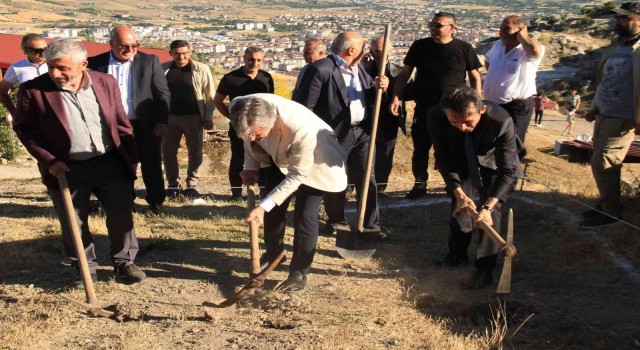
{"left": 465, "top": 207, "right": 517, "bottom": 293}
{"left": 57, "top": 171, "right": 115, "bottom": 318}
{"left": 204, "top": 182, "right": 285, "bottom": 308}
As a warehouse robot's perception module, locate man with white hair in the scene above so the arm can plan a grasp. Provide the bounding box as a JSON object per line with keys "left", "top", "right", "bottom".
{"left": 14, "top": 38, "right": 146, "bottom": 284}
{"left": 230, "top": 93, "right": 347, "bottom": 291}
{"left": 293, "top": 32, "right": 388, "bottom": 239}
{"left": 293, "top": 37, "right": 326, "bottom": 95}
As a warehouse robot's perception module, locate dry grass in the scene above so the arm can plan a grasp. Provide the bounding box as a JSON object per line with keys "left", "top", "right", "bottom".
{"left": 2, "top": 110, "right": 640, "bottom": 349}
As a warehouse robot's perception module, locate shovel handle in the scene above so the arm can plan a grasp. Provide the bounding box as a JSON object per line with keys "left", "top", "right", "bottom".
{"left": 57, "top": 171, "right": 99, "bottom": 306}
{"left": 357, "top": 23, "right": 391, "bottom": 231}
{"left": 246, "top": 181, "right": 261, "bottom": 276}
{"left": 464, "top": 206, "right": 507, "bottom": 247}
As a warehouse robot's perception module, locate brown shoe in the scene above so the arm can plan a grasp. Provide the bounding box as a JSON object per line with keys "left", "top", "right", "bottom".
{"left": 114, "top": 263, "right": 147, "bottom": 283}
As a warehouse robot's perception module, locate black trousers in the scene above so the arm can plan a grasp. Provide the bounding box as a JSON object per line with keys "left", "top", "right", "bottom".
{"left": 448, "top": 178, "right": 501, "bottom": 272}
{"left": 49, "top": 152, "right": 139, "bottom": 272}
{"left": 262, "top": 166, "right": 324, "bottom": 276}
{"left": 375, "top": 126, "right": 399, "bottom": 192}
{"left": 534, "top": 110, "right": 544, "bottom": 125}
{"left": 410, "top": 106, "right": 433, "bottom": 186}
{"left": 325, "top": 126, "right": 379, "bottom": 230}
{"left": 130, "top": 119, "right": 165, "bottom": 206}
{"left": 499, "top": 99, "right": 534, "bottom": 144}
{"left": 228, "top": 126, "right": 245, "bottom": 197}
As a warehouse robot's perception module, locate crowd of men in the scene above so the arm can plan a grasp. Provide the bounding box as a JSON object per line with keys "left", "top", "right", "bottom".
{"left": 3, "top": 2, "right": 640, "bottom": 291}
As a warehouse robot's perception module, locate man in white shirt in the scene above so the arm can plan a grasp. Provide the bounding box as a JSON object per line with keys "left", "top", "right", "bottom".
{"left": 0, "top": 34, "right": 49, "bottom": 117}
{"left": 483, "top": 15, "right": 544, "bottom": 144}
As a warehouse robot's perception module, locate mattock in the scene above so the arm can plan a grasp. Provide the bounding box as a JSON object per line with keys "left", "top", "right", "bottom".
{"left": 465, "top": 207, "right": 517, "bottom": 294}
{"left": 57, "top": 171, "right": 116, "bottom": 318}
{"left": 203, "top": 181, "right": 285, "bottom": 308}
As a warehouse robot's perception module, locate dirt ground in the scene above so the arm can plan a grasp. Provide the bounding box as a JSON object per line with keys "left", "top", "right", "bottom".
{"left": 1, "top": 112, "right": 640, "bottom": 350}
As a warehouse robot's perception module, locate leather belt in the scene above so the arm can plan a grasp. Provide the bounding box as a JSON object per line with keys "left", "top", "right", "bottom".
{"left": 504, "top": 96, "right": 532, "bottom": 106}
{"left": 68, "top": 150, "right": 117, "bottom": 163}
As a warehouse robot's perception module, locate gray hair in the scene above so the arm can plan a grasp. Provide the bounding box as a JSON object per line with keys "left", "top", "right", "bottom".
{"left": 439, "top": 86, "right": 484, "bottom": 115}
{"left": 244, "top": 46, "right": 264, "bottom": 56}
{"left": 305, "top": 37, "right": 326, "bottom": 52}
{"left": 229, "top": 96, "right": 277, "bottom": 139}
{"left": 330, "top": 33, "right": 361, "bottom": 55}
{"left": 503, "top": 15, "right": 526, "bottom": 27}
{"left": 43, "top": 38, "right": 87, "bottom": 63}
{"left": 21, "top": 33, "right": 45, "bottom": 51}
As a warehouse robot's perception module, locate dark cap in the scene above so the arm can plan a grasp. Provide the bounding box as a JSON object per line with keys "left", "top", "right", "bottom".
{"left": 611, "top": 2, "right": 640, "bottom": 16}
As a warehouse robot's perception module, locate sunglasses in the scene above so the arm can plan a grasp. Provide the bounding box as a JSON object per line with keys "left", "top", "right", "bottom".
{"left": 118, "top": 44, "right": 140, "bottom": 50}
{"left": 614, "top": 14, "right": 631, "bottom": 20}
{"left": 28, "top": 47, "right": 46, "bottom": 55}
{"left": 428, "top": 22, "right": 453, "bottom": 29}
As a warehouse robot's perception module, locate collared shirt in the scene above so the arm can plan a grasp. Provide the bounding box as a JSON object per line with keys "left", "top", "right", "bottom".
{"left": 332, "top": 53, "right": 366, "bottom": 125}
{"left": 59, "top": 72, "right": 114, "bottom": 161}
{"left": 4, "top": 58, "right": 48, "bottom": 85}
{"left": 107, "top": 52, "right": 135, "bottom": 119}
{"left": 483, "top": 40, "right": 545, "bottom": 104}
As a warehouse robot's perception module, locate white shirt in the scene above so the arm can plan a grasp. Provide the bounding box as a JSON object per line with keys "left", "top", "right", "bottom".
{"left": 332, "top": 53, "right": 366, "bottom": 125}
{"left": 4, "top": 58, "right": 48, "bottom": 85}
{"left": 107, "top": 53, "right": 136, "bottom": 120}
{"left": 483, "top": 40, "right": 544, "bottom": 104}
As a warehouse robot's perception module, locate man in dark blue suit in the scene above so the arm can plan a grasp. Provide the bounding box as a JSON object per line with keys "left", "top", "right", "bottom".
{"left": 293, "top": 32, "right": 388, "bottom": 238}
{"left": 88, "top": 25, "right": 171, "bottom": 214}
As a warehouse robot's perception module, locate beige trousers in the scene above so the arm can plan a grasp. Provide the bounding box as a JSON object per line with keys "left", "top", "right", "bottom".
{"left": 162, "top": 114, "right": 204, "bottom": 188}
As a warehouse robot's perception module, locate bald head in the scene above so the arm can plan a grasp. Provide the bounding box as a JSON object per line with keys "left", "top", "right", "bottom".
{"left": 330, "top": 32, "right": 366, "bottom": 66}
{"left": 369, "top": 35, "right": 391, "bottom": 66}
{"left": 109, "top": 25, "right": 138, "bottom": 62}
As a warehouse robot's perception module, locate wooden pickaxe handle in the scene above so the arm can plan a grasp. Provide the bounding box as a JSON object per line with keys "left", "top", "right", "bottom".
{"left": 464, "top": 206, "right": 507, "bottom": 247}
{"left": 57, "top": 170, "right": 99, "bottom": 306}
{"left": 246, "top": 181, "right": 261, "bottom": 276}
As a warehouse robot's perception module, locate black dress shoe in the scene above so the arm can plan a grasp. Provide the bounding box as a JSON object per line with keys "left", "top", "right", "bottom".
{"left": 582, "top": 204, "right": 602, "bottom": 218}
{"left": 114, "top": 263, "right": 147, "bottom": 283}
{"left": 274, "top": 273, "right": 307, "bottom": 292}
{"left": 464, "top": 269, "right": 493, "bottom": 290}
{"left": 259, "top": 252, "right": 287, "bottom": 271}
{"left": 405, "top": 186, "right": 427, "bottom": 199}
{"left": 73, "top": 270, "right": 98, "bottom": 287}
{"left": 320, "top": 222, "right": 339, "bottom": 237}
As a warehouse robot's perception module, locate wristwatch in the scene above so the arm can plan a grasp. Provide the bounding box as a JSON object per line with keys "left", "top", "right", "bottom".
{"left": 480, "top": 204, "right": 494, "bottom": 212}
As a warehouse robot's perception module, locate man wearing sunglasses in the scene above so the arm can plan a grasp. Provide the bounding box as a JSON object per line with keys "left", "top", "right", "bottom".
{"left": 582, "top": 2, "right": 640, "bottom": 227}
{"left": 390, "top": 12, "right": 483, "bottom": 200}
{"left": 88, "top": 25, "right": 171, "bottom": 214}
{"left": 0, "top": 33, "right": 49, "bottom": 117}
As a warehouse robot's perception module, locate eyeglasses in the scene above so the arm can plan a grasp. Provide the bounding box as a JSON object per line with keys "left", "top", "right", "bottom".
{"left": 28, "top": 47, "right": 46, "bottom": 55}
{"left": 428, "top": 22, "right": 453, "bottom": 29}
{"left": 118, "top": 44, "right": 140, "bottom": 50}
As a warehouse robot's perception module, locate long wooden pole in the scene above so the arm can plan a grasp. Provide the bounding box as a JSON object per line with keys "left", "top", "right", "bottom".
{"left": 357, "top": 24, "right": 391, "bottom": 231}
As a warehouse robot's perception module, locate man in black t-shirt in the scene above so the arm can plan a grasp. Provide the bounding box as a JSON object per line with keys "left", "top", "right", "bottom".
{"left": 213, "top": 47, "right": 274, "bottom": 199}
{"left": 390, "top": 12, "right": 482, "bottom": 199}
{"left": 161, "top": 40, "right": 216, "bottom": 199}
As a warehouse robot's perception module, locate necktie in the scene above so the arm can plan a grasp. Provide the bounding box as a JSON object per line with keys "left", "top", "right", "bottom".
{"left": 465, "top": 133, "right": 482, "bottom": 188}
